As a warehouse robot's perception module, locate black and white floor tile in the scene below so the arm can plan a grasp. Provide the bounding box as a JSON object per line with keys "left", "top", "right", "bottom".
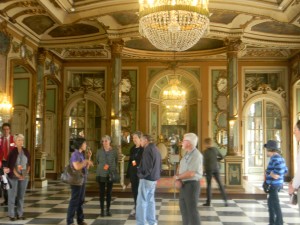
{"left": 0, "top": 181, "right": 299, "bottom": 225}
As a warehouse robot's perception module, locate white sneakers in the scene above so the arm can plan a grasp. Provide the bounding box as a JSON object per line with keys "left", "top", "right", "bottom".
{"left": 129, "top": 208, "right": 135, "bottom": 216}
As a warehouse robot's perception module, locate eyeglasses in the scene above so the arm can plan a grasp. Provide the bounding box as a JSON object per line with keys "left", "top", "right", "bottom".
{"left": 182, "top": 139, "right": 189, "bottom": 142}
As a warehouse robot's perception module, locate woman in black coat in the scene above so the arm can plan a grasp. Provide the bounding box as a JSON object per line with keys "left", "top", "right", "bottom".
{"left": 126, "top": 131, "right": 144, "bottom": 217}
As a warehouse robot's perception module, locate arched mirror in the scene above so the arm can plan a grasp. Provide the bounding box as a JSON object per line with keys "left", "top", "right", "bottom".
{"left": 215, "top": 128, "right": 228, "bottom": 148}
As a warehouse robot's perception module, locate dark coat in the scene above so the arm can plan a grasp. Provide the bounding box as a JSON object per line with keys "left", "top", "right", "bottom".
{"left": 137, "top": 143, "right": 161, "bottom": 181}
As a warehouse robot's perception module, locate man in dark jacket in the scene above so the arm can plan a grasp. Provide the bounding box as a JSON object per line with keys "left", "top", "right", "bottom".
{"left": 203, "top": 138, "right": 228, "bottom": 207}
{"left": 136, "top": 134, "right": 161, "bottom": 225}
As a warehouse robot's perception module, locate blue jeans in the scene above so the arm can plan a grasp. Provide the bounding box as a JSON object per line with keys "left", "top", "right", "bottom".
{"left": 7, "top": 177, "right": 28, "bottom": 218}
{"left": 268, "top": 186, "right": 283, "bottom": 225}
{"left": 66, "top": 183, "right": 86, "bottom": 225}
{"left": 136, "top": 179, "right": 157, "bottom": 225}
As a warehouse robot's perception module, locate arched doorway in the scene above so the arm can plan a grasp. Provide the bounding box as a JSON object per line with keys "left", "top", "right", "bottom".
{"left": 63, "top": 92, "right": 107, "bottom": 167}
{"left": 243, "top": 94, "right": 288, "bottom": 181}
{"left": 147, "top": 69, "right": 201, "bottom": 142}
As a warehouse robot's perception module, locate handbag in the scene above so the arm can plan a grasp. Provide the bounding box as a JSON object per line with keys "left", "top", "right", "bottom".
{"left": 290, "top": 192, "right": 298, "bottom": 205}
{"left": 262, "top": 181, "right": 271, "bottom": 193}
{"left": 61, "top": 164, "right": 84, "bottom": 186}
{"left": 108, "top": 170, "right": 120, "bottom": 183}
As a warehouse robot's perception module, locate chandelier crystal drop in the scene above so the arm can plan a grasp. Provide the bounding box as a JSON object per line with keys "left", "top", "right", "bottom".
{"left": 139, "top": 0, "right": 210, "bottom": 51}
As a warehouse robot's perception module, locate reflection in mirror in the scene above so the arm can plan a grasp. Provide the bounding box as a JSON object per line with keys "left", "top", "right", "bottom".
{"left": 215, "top": 128, "right": 228, "bottom": 147}
{"left": 216, "top": 111, "right": 227, "bottom": 128}
{"left": 216, "top": 77, "right": 227, "bottom": 93}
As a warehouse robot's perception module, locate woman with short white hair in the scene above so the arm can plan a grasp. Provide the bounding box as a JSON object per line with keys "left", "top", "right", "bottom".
{"left": 7, "top": 134, "right": 30, "bottom": 221}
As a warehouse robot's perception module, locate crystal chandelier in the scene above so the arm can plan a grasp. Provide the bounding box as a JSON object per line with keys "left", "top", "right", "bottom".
{"left": 139, "top": 0, "right": 210, "bottom": 51}
{"left": 0, "top": 93, "right": 13, "bottom": 122}
{"left": 162, "top": 78, "right": 186, "bottom": 109}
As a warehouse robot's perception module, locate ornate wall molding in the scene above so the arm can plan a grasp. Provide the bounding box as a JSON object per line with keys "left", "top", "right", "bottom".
{"left": 244, "top": 84, "right": 286, "bottom": 102}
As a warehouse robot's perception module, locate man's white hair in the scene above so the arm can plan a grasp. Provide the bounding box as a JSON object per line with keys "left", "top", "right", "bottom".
{"left": 184, "top": 133, "right": 198, "bottom": 149}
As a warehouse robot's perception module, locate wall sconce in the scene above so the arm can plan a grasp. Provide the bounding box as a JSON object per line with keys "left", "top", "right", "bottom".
{"left": 0, "top": 93, "right": 13, "bottom": 122}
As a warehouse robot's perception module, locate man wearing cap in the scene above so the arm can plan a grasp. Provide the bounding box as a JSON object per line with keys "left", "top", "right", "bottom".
{"left": 264, "top": 140, "right": 288, "bottom": 225}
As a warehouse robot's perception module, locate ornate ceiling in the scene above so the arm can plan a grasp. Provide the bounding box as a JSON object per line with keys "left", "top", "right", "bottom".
{"left": 0, "top": 0, "right": 299, "bottom": 60}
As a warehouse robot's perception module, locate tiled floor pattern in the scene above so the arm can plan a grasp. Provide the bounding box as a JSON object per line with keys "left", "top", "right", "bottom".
{"left": 0, "top": 181, "right": 299, "bottom": 225}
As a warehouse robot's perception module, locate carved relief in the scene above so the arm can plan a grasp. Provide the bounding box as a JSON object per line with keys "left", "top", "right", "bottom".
{"left": 244, "top": 84, "right": 286, "bottom": 101}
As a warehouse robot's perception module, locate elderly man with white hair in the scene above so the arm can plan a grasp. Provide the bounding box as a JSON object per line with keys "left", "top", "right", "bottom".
{"left": 173, "top": 133, "right": 203, "bottom": 225}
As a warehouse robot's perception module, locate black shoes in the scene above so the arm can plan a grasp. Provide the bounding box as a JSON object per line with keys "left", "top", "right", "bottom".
{"left": 9, "top": 217, "right": 16, "bottom": 221}
{"left": 101, "top": 210, "right": 112, "bottom": 217}
{"left": 100, "top": 210, "right": 105, "bottom": 217}
{"left": 202, "top": 203, "right": 210, "bottom": 206}
{"left": 17, "top": 216, "right": 26, "bottom": 220}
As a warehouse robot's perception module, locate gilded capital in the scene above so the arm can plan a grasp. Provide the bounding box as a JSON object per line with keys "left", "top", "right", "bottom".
{"left": 225, "top": 38, "right": 245, "bottom": 56}
{"left": 109, "top": 40, "right": 124, "bottom": 57}
{"left": 37, "top": 48, "right": 47, "bottom": 64}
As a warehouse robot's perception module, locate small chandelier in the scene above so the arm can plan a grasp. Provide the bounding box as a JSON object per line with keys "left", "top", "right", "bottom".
{"left": 162, "top": 78, "right": 186, "bottom": 109}
{"left": 139, "top": 0, "right": 210, "bottom": 51}
{"left": 0, "top": 93, "right": 13, "bottom": 122}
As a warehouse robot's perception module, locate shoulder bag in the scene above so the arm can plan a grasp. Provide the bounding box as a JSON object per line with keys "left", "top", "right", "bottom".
{"left": 61, "top": 164, "right": 84, "bottom": 186}
{"left": 262, "top": 180, "right": 271, "bottom": 193}
{"left": 108, "top": 169, "right": 120, "bottom": 183}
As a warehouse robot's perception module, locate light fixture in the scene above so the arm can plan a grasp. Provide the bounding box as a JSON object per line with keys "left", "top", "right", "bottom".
{"left": 0, "top": 93, "right": 13, "bottom": 122}
{"left": 139, "top": 0, "right": 210, "bottom": 51}
{"left": 162, "top": 77, "right": 186, "bottom": 110}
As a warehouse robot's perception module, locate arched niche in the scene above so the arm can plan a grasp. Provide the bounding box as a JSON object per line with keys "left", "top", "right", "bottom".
{"left": 147, "top": 68, "right": 201, "bottom": 141}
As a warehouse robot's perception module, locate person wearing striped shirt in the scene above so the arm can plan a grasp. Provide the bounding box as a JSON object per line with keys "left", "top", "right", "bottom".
{"left": 264, "top": 140, "right": 288, "bottom": 225}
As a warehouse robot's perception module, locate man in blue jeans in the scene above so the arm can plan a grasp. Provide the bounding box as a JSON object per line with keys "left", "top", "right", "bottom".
{"left": 136, "top": 134, "right": 161, "bottom": 225}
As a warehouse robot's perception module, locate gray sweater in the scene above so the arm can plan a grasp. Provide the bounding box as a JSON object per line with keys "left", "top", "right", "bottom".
{"left": 96, "top": 148, "right": 119, "bottom": 177}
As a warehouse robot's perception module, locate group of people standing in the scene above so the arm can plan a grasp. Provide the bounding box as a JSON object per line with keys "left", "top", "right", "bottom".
{"left": 66, "top": 132, "right": 162, "bottom": 225}
{"left": 0, "top": 123, "right": 30, "bottom": 221}
{"left": 1, "top": 121, "right": 300, "bottom": 225}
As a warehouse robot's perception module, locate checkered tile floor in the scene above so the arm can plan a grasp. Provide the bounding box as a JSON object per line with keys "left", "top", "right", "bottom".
{"left": 0, "top": 181, "right": 299, "bottom": 225}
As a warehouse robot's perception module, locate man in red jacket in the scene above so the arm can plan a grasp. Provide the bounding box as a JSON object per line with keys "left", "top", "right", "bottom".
{"left": 0, "top": 123, "right": 15, "bottom": 206}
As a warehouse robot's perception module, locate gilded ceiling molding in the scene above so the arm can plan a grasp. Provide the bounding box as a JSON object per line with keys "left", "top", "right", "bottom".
{"left": 122, "top": 47, "right": 227, "bottom": 61}
{"left": 9, "top": 9, "right": 46, "bottom": 23}
{"left": 49, "top": 0, "right": 61, "bottom": 8}
{"left": 63, "top": 49, "right": 109, "bottom": 58}
{"left": 242, "top": 36, "right": 300, "bottom": 49}
{"left": 0, "top": 1, "right": 40, "bottom": 17}
{"left": 242, "top": 49, "right": 288, "bottom": 58}
{"left": 292, "top": 0, "right": 300, "bottom": 5}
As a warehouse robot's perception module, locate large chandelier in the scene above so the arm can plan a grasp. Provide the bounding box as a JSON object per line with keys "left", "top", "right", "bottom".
{"left": 139, "top": 0, "right": 210, "bottom": 51}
